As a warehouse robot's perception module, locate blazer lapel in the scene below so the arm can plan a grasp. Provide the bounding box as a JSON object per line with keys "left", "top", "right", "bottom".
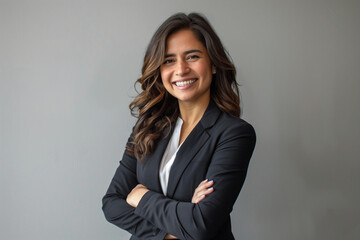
{"left": 141, "top": 126, "right": 174, "bottom": 193}
{"left": 166, "top": 101, "right": 221, "bottom": 198}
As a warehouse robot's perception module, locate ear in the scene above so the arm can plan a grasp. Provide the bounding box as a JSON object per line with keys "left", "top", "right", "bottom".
{"left": 212, "top": 65, "right": 216, "bottom": 74}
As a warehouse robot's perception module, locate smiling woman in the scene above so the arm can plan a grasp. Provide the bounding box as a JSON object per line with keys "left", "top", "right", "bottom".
{"left": 102, "top": 12, "right": 256, "bottom": 240}
{"left": 160, "top": 29, "right": 215, "bottom": 107}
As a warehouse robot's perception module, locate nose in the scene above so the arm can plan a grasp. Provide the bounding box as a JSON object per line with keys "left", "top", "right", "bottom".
{"left": 176, "top": 60, "right": 190, "bottom": 76}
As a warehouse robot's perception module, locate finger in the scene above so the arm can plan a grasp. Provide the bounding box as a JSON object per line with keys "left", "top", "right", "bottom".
{"left": 192, "top": 180, "right": 215, "bottom": 204}
{"left": 193, "top": 187, "right": 214, "bottom": 204}
{"left": 206, "top": 186, "right": 214, "bottom": 194}
{"left": 193, "top": 186, "right": 214, "bottom": 202}
{"left": 197, "top": 179, "right": 213, "bottom": 189}
{"left": 196, "top": 180, "right": 214, "bottom": 193}
{"left": 192, "top": 194, "right": 205, "bottom": 204}
{"left": 198, "top": 179, "right": 209, "bottom": 188}
{"left": 197, "top": 186, "right": 214, "bottom": 197}
{"left": 193, "top": 180, "right": 214, "bottom": 197}
{"left": 204, "top": 180, "right": 214, "bottom": 188}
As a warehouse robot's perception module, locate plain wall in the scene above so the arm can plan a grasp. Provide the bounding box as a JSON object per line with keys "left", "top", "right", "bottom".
{"left": 1, "top": 0, "right": 359, "bottom": 239}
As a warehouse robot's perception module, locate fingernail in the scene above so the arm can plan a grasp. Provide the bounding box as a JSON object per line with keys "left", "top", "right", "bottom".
{"left": 208, "top": 180, "right": 213, "bottom": 183}
{"left": 203, "top": 179, "right": 208, "bottom": 183}
{"left": 208, "top": 187, "right": 213, "bottom": 190}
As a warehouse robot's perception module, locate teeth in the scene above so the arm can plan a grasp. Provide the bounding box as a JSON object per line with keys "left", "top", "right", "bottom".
{"left": 175, "top": 79, "right": 196, "bottom": 87}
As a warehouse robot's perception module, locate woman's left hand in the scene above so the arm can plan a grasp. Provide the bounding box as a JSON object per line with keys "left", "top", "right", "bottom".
{"left": 192, "top": 179, "right": 214, "bottom": 204}
{"left": 126, "top": 184, "right": 149, "bottom": 208}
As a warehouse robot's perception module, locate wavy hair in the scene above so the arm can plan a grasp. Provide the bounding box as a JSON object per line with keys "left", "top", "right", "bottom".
{"left": 127, "top": 13, "right": 240, "bottom": 162}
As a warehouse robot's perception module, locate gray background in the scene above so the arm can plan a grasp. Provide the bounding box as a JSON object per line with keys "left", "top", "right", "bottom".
{"left": 1, "top": 0, "right": 359, "bottom": 239}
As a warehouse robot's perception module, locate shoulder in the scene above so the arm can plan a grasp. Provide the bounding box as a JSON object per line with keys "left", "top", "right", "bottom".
{"left": 215, "top": 112, "right": 256, "bottom": 140}
{"left": 199, "top": 101, "right": 256, "bottom": 143}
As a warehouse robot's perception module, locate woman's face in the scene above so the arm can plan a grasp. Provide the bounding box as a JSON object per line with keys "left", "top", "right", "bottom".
{"left": 160, "top": 29, "right": 215, "bottom": 105}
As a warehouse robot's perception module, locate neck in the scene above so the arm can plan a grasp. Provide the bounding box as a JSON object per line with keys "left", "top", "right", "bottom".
{"left": 178, "top": 97, "right": 210, "bottom": 126}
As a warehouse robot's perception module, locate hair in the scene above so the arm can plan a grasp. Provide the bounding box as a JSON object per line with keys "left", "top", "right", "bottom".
{"left": 126, "top": 12, "right": 240, "bottom": 162}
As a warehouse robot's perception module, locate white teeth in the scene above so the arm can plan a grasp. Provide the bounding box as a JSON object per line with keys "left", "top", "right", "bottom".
{"left": 175, "top": 79, "right": 196, "bottom": 87}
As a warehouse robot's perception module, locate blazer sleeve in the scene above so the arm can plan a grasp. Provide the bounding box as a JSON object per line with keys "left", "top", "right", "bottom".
{"left": 102, "top": 137, "right": 167, "bottom": 240}
{"left": 133, "top": 122, "right": 256, "bottom": 240}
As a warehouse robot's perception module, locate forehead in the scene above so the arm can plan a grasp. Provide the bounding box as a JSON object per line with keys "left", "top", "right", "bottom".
{"left": 165, "top": 29, "right": 206, "bottom": 53}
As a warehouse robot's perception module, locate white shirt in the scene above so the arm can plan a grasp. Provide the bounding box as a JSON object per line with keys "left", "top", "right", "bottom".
{"left": 159, "top": 117, "right": 183, "bottom": 196}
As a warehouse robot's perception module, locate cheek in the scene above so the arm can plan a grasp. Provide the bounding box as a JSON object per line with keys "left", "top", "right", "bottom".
{"left": 160, "top": 75, "right": 171, "bottom": 93}
{"left": 195, "top": 60, "right": 212, "bottom": 77}
{"left": 160, "top": 69, "right": 171, "bottom": 85}
{"left": 160, "top": 68, "right": 166, "bottom": 80}
{"left": 160, "top": 75, "right": 168, "bottom": 87}
{"left": 199, "top": 66, "right": 213, "bottom": 82}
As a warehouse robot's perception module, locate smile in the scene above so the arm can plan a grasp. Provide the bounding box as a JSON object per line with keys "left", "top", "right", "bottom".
{"left": 174, "top": 79, "right": 196, "bottom": 87}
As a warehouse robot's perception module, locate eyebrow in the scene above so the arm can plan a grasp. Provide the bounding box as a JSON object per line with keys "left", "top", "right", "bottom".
{"left": 164, "top": 49, "right": 203, "bottom": 58}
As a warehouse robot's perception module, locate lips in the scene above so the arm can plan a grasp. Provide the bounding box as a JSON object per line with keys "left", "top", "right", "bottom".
{"left": 173, "top": 79, "right": 197, "bottom": 87}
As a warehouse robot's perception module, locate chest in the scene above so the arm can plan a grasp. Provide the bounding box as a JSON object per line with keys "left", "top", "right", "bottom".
{"left": 136, "top": 133, "right": 217, "bottom": 201}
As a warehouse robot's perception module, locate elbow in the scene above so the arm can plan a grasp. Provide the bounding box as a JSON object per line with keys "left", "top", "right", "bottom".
{"left": 102, "top": 206, "right": 112, "bottom": 223}
{"left": 102, "top": 193, "right": 132, "bottom": 225}
{"left": 102, "top": 195, "right": 116, "bottom": 222}
{"left": 102, "top": 197, "right": 111, "bottom": 221}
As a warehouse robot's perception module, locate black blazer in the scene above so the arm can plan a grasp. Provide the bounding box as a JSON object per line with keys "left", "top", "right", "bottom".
{"left": 102, "top": 101, "right": 256, "bottom": 240}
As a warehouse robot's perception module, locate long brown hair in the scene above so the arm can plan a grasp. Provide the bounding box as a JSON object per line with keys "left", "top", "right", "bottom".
{"left": 127, "top": 13, "right": 240, "bottom": 162}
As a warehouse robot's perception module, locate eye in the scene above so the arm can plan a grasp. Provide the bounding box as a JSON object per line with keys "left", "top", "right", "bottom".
{"left": 187, "top": 55, "right": 200, "bottom": 61}
{"left": 163, "top": 58, "right": 175, "bottom": 65}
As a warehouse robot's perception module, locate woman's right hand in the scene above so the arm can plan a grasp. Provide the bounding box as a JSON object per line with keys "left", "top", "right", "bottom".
{"left": 191, "top": 179, "right": 214, "bottom": 204}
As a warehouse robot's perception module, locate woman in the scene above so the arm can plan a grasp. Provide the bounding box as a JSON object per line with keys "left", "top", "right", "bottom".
{"left": 102, "top": 12, "right": 256, "bottom": 240}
